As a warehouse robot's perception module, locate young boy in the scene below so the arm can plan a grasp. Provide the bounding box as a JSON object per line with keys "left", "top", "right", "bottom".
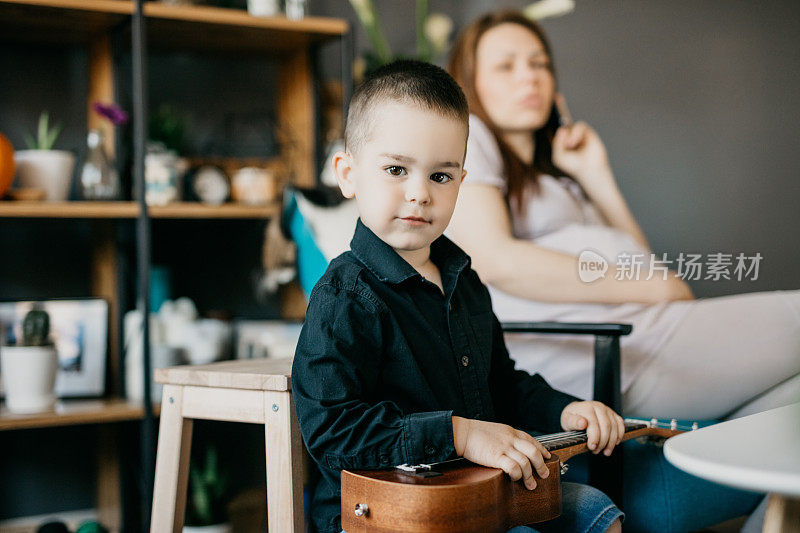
{"left": 291, "top": 60, "right": 625, "bottom": 533}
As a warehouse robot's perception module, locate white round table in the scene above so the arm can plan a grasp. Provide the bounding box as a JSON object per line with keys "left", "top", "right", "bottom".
{"left": 664, "top": 402, "right": 800, "bottom": 532}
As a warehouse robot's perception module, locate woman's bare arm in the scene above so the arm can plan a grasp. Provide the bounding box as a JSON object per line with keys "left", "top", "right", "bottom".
{"left": 552, "top": 123, "right": 651, "bottom": 251}
{"left": 448, "top": 184, "right": 693, "bottom": 304}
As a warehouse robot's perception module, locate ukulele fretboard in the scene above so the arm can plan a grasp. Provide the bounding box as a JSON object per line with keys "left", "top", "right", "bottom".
{"left": 539, "top": 421, "right": 647, "bottom": 451}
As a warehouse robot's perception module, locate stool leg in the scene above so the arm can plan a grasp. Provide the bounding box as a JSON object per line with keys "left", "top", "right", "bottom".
{"left": 265, "top": 390, "right": 305, "bottom": 533}
{"left": 151, "top": 385, "right": 194, "bottom": 533}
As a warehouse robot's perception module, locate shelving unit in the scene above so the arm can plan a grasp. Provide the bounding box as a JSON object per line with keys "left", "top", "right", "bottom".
{"left": 0, "top": 399, "right": 161, "bottom": 431}
{"left": 0, "top": 201, "right": 280, "bottom": 219}
{"left": 1, "top": 0, "right": 349, "bottom": 528}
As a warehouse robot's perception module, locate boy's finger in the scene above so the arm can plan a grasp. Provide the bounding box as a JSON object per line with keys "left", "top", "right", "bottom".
{"left": 581, "top": 407, "right": 600, "bottom": 451}
{"left": 517, "top": 431, "right": 552, "bottom": 459}
{"left": 617, "top": 415, "right": 626, "bottom": 444}
{"left": 507, "top": 447, "right": 533, "bottom": 484}
{"left": 532, "top": 437, "right": 552, "bottom": 461}
{"left": 603, "top": 410, "right": 619, "bottom": 455}
{"left": 592, "top": 405, "right": 612, "bottom": 453}
{"left": 498, "top": 454, "right": 524, "bottom": 482}
{"left": 513, "top": 439, "right": 549, "bottom": 479}
{"left": 562, "top": 411, "right": 586, "bottom": 431}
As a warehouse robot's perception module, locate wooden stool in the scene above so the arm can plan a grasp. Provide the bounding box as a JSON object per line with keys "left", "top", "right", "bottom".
{"left": 150, "top": 358, "right": 304, "bottom": 532}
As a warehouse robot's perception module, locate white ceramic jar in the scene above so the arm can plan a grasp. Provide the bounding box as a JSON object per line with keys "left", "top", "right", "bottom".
{"left": 0, "top": 345, "right": 58, "bottom": 413}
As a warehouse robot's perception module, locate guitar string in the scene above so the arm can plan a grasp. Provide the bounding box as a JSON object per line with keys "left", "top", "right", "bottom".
{"left": 407, "top": 421, "right": 695, "bottom": 468}
{"left": 535, "top": 420, "right": 693, "bottom": 445}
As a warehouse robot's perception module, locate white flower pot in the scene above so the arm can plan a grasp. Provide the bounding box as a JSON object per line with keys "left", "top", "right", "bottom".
{"left": 247, "top": 0, "right": 280, "bottom": 16}
{"left": 14, "top": 150, "right": 76, "bottom": 201}
{"left": 183, "top": 524, "right": 232, "bottom": 533}
{"left": 0, "top": 345, "right": 58, "bottom": 414}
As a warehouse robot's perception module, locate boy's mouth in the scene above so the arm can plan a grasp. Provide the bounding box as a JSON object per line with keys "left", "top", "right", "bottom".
{"left": 399, "top": 216, "right": 430, "bottom": 225}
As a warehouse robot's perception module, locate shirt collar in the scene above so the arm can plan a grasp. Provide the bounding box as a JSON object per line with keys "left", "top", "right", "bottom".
{"left": 349, "top": 218, "right": 471, "bottom": 286}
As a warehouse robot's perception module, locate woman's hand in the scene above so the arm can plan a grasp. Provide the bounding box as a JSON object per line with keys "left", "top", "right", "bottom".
{"left": 551, "top": 122, "right": 612, "bottom": 187}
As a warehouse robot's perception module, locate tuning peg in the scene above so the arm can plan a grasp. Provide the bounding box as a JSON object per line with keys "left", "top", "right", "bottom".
{"left": 691, "top": 422, "right": 699, "bottom": 431}
{"left": 670, "top": 419, "right": 677, "bottom": 430}
{"left": 650, "top": 418, "right": 658, "bottom": 428}
{"left": 560, "top": 462, "right": 569, "bottom": 475}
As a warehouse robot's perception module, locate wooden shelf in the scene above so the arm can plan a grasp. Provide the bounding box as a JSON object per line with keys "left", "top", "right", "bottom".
{"left": 0, "top": 0, "right": 348, "bottom": 51}
{"left": 144, "top": 2, "right": 347, "bottom": 54}
{"left": 0, "top": 0, "right": 133, "bottom": 45}
{"left": 0, "top": 398, "right": 160, "bottom": 431}
{"left": 0, "top": 200, "right": 280, "bottom": 219}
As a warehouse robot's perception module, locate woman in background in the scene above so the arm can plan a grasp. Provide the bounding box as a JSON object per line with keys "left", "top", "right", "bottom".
{"left": 446, "top": 10, "right": 800, "bottom": 421}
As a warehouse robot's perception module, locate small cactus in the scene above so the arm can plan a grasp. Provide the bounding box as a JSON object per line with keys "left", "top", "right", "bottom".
{"left": 22, "top": 306, "right": 51, "bottom": 346}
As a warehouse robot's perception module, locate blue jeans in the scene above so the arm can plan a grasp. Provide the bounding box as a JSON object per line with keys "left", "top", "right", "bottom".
{"left": 507, "top": 481, "right": 623, "bottom": 533}
{"left": 561, "top": 439, "right": 764, "bottom": 532}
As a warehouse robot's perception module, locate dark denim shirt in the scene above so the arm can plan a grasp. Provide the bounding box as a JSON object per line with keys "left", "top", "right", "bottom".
{"left": 291, "top": 219, "right": 580, "bottom": 533}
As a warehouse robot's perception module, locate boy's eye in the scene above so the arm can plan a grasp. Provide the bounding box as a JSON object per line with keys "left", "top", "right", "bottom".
{"left": 430, "top": 172, "right": 452, "bottom": 184}
{"left": 385, "top": 165, "right": 406, "bottom": 176}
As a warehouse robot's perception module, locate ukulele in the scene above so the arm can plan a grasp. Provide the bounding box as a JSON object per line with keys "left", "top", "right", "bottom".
{"left": 341, "top": 418, "right": 699, "bottom": 533}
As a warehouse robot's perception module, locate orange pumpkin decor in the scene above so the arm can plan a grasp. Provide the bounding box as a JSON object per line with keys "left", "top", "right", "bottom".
{"left": 0, "top": 132, "right": 15, "bottom": 198}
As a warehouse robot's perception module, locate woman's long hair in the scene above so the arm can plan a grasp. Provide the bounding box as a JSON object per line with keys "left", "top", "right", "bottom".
{"left": 447, "top": 10, "right": 568, "bottom": 215}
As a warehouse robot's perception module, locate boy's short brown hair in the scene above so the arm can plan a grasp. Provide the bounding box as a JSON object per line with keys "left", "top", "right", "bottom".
{"left": 345, "top": 59, "right": 469, "bottom": 154}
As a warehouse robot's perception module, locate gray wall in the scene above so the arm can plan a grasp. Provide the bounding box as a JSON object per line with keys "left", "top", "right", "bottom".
{"left": 313, "top": 0, "right": 800, "bottom": 297}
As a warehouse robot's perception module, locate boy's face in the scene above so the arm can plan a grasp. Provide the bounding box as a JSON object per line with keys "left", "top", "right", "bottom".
{"left": 334, "top": 101, "right": 467, "bottom": 257}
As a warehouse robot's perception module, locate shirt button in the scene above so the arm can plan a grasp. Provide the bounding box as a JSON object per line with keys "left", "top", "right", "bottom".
{"left": 425, "top": 445, "right": 436, "bottom": 455}
{"left": 474, "top": 413, "right": 481, "bottom": 419}
{"left": 461, "top": 356, "right": 469, "bottom": 367}
{"left": 380, "top": 454, "right": 390, "bottom": 465}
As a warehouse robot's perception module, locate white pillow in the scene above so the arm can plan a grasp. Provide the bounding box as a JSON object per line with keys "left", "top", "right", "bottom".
{"left": 295, "top": 193, "right": 359, "bottom": 262}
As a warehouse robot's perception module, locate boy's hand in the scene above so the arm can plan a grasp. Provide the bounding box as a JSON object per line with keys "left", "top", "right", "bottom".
{"left": 560, "top": 401, "right": 625, "bottom": 456}
{"left": 452, "top": 416, "right": 551, "bottom": 490}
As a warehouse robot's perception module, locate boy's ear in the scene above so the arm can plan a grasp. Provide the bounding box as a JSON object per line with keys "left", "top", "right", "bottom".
{"left": 332, "top": 150, "right": 356, "bottom": 198}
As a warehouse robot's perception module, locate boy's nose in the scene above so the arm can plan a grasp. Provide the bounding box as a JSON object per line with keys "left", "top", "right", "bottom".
{"left": 405, "top": 176, "right": 431, "bottom": 205}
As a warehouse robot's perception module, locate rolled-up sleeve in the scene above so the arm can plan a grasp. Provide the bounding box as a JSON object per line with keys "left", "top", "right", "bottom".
{"left": 291, "top": 282, "right": 455, "bottom": 471}
{"left": 487, "top": 312, "right": 580, "bottom": 433}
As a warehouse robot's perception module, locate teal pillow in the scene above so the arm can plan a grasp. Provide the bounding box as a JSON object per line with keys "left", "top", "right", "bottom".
{"left": 284, "top": 191, "right": 331, "bottom": 297}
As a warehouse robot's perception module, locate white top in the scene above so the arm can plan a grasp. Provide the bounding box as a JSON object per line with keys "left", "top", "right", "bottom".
{"left": 664, "top": 402, "right": 800, "bottom": 496}
{"left": 453, "top": 114, "right": 696, "bottom": 397}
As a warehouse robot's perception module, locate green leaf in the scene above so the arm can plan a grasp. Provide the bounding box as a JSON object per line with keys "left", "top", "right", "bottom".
{"left": 24, "top": 132, "right": 37, "bottom": 150}
{"left": 190, "top": 465, "right": 213, "bottom": 525}
{"left": 45, "top": 122, "right": 62, "bottom": 151}
{"left": 416, "top": 0, "right": 431, "bottom": 62}
{"left": 38, "top": 112, "right": 49, "bottom": 149}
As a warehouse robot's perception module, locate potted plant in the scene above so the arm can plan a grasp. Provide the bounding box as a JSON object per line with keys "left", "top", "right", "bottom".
{"left": 0, "top": 305, "right": 59, "bottom": 414}
{"left": 14, "top": 112, "right": 75, "bottom": 201}
{"left": 184, "top": 445, "right": 232, "bottom": 533}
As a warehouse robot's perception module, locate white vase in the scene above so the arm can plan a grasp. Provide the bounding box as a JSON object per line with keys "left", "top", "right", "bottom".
{"left": 14, "top": 150, "right": 76, "bottom": 201}
{"left": 182, "top": 524, "right": 232, "bottom": 533}
{"left": 0, "top": 345, "right": 58, "bottom": 414}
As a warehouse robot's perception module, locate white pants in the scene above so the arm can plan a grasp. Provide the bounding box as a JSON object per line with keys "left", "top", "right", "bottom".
{"left": 504, "top": 290, "right": 800, "bottom": 420}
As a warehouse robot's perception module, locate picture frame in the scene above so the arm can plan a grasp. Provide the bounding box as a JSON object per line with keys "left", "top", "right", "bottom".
{"left": 0, "top": 298, "right": 108, "bottom": 397}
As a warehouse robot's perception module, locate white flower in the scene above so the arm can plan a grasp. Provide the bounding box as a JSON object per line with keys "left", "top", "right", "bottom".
{"left": 524, "top": 0, "right": 575, "bottom": 21}
{"left": 424, "top": 13, "right": 454, "bottom": 57}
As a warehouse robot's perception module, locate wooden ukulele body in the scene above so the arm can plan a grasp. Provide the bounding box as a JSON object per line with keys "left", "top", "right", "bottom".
{"left": 340, "top": 419, "right": 688, "bottom": 532}
{"left": 341, "top": 455, "right": 562, "bottom": 533}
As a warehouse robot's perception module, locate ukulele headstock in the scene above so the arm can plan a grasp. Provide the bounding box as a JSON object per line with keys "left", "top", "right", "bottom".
{"left": 623, "top": 417, "right": 702, "bottom": 445}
